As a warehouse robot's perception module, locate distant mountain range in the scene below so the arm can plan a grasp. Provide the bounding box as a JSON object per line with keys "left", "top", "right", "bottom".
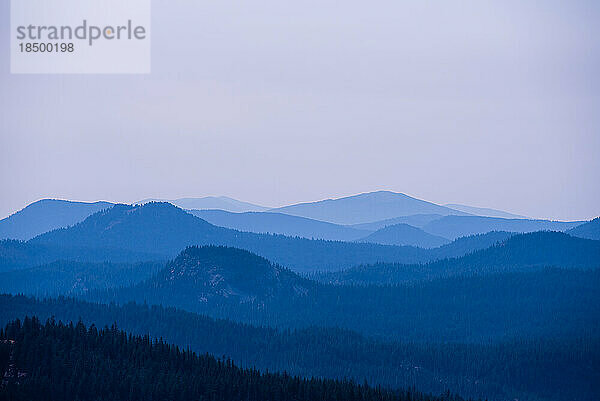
{"left": 0, "top": 199, "right": 113, "bottom": 240}
{"left": 25, "top": 202, "right": 432, "bottom": 272}
{"left": 1, "top": 200, "right": 593, "bottom": 273}
{"left": 269, "top": 191, "right": 468, "bottom": 225}
{"left": 1, "top": 192, "right": 595, "bottom": 249}
{"left": 137, "top": 196, "right": 268, "bottom": 212}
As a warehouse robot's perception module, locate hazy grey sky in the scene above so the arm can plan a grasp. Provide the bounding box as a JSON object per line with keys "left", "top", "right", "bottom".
{"left": 1, "top": 0, "right": 599, "bottom": 221}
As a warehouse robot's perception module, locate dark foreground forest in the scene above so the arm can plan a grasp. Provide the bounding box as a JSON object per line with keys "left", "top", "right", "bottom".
{"left": 0, "top": 317, "right": 462, "bottom": 401}
{"left": 0, "top": 294, "right": 598, "bottom": 401}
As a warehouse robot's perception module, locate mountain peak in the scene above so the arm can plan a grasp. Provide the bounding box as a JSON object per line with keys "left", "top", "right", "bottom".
{"left": 269, "top": 191, "right": 466, "bottom": 225}
{"left": 0, "top": 199, "right": 113, "bottom": 241}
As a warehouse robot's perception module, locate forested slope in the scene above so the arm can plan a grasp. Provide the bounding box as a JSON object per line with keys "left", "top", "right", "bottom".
{"left": 0, "top": 316, "right": 454, "bottom": 401}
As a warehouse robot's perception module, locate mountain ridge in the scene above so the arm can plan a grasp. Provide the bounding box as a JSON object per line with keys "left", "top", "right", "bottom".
{"left": 189, "top": 209, "right": 371, "bottom": 241}
{"left": 137, "top": 196, "right": 269, "bottom": 212}
{"left": 422, "top": 215, "right": 582, "bottom": 240}
{"left": 444, "top": 204, "right": 527, "bottom": 219}
{"left": 27, "top": 202, "right": 430, "bottom": 272}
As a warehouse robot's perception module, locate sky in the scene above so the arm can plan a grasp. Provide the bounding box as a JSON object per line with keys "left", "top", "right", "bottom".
{"left": 1, "top": 0, "right": 599, "bottom": 221}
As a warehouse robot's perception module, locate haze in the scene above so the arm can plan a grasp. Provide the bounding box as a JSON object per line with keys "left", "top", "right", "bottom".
{"left": 1, "top": 0, "right": 599, "bottom": 221}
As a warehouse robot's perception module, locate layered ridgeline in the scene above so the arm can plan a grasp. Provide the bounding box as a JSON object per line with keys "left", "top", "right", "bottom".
{"left": 24, "top": 202, "right": 429, "bottom": 273}
{"left": 2, "top": 294, "right": 597, "bottom": 401}
{"left": 188, "top": 210, "right": 491, "bottom": 249}
{"left": 419, "top": 215, "right": 582, "bottom": 240}
{"left": 7, "top": 203, "right": 538, "bottom": 274}
{"left": 7, "top": 231, "right": 592, "bottom": 300}
{"left": 0, "top": 317, "right": 453, "bottom": 401}
{"left": 319, "top": 231, "right": 600, "bottom": 285}
{"left": 189, "top": 209, "right": 371, "bottom": 241}
{"left": 0, "top": 199, "right": 113, "bottom": 241}
{"left": 1, "top": 194, "right": 588, "bottom": 248}
{"left": 182, "top": 209, "right": 588, "bottom": 248}
{"left": 0, "top": 232, "right": 515, "bottom": 297}
{"left": 86, "top": 243, "right": 600, "bottom": 343}
{"left": 356, "top": 214, "right": 586, "bottom": 241}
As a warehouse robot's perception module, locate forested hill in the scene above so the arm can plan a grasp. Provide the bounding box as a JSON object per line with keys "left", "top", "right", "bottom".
{"left": 567, "top": 217, "right": 600, "bottom": 240}
{"left": 319, "top": 231, "right": 600, "bottom": 285}
{"left": 0, "top": 317, "right": 456, "bottom": 401}
{"left": 29, "top": 202, "right": 431, "bottom": 272}
{"left": 449, "top": 231, "right": 600, "bottom": 268}
{"left": 144, "top": 246, "right": 313, "bottom": 304}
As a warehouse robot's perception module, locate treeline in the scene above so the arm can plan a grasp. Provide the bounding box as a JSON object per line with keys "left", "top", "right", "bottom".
{"left": 1, "top": 294, "right": 598, "bottom": 401}
{"left": 0, "top": 316, "right": 460, "bottom": 401}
